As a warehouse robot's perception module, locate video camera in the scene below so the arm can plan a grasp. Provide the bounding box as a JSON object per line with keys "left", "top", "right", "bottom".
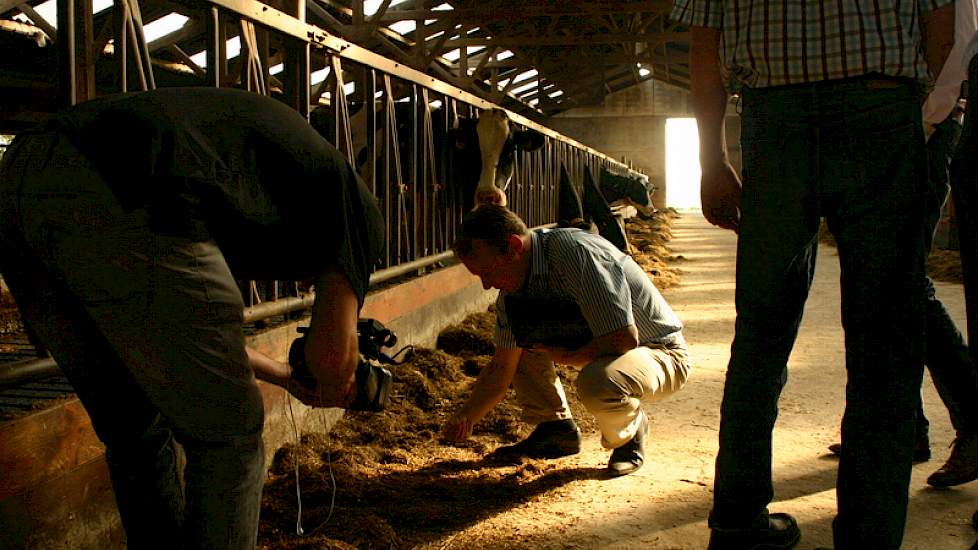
{"left": 288, "top": 318, "right": 399, "bottom": 412}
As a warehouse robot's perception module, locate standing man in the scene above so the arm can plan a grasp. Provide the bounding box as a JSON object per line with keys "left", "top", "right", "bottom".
{"left": 671, "top": 1, "right": 955, "bottom": 549}
{"left": 825, "top": 0, "right": 978, "bottom": 488}
{"left": 441, "top": 205, "right": 690, "bottom": 477}
{"left": 0, "top": 87, "right": 385, "bottom": 549}
{"left": 917, "top": 0, "right": 978, "bottom": 487}
{"left": 920, "top": 0, "right": 978, "bottom": 490}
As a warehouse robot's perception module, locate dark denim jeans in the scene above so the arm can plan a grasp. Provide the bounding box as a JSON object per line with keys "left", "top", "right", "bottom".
{"left": 0, "top": 132, "right": 266, "bottom": 549}
{"left": 709, "top": 77, "right": 928, "bottom": 549}
{"left": 921, "top": 119, "right": 978, "bottom": 437}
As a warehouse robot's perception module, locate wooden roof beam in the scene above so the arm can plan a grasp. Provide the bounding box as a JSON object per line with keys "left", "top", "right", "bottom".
{"left": 442, "top": 31, "right": 686, "bottom": 48}
{"left": 372, "top": 1, "right": 672, "bottom": 23}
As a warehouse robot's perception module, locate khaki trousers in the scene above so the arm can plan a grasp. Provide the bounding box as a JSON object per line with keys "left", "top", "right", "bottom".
{"left": 512, "top": 334, "right": 690, "bottom": 448}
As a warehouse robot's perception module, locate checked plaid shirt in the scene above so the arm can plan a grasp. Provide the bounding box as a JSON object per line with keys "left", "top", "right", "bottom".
{"left": 671, "top": 0, "right": 954, "bottom": 91}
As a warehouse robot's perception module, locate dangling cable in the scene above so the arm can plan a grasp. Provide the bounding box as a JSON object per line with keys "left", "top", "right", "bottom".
{"left": 387, "top": 344, "right": 415, "bottom": 364}
{"left": 307, "top": 408, "right": 338, "bottom": 535}
{"left": 285, "top": 393, "right": 305, "bottom": 536}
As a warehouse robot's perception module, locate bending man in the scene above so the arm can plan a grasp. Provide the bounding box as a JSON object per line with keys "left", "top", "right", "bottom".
{"left": 0, "top": 87, "right": 385, "bottom": 549}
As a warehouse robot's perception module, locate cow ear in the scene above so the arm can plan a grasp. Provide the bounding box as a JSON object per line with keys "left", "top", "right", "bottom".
{"left": 513, "top": 129, "right": 545, "bottom": 152}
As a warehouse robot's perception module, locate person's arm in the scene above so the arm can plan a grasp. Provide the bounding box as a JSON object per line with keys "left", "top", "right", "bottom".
{"left": 249, "top": 264, "right": 361, "bottom": 408}
{"left": 249, "top": 348, "right": 291, "bottom": 387}
{"left": 539, "top": 325, "right": 639, "bottom": 369}
{"left": 922, "top": 3, "right": 956, "bottom": 80}
{"left": 442, "top": 346, "right": 523, "bottom": 441}
{"left": 690, "top": 25, "right": 742, "bottom": 232}
{"left": 302, "top": 264, "right": 361, "bottom": 406}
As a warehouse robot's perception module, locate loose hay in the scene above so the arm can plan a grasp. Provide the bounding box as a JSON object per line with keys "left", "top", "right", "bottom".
{"left": 928, "top": 248, "right": 963, "bottom": 285}
{"left": 260, "top": 210, "right": 683, "bottom": 549}
{"left": 820, "top": 218, "right": 964, "bottom": 285}
{"left": 625, "top": 208, "right": 685, "bottom": 289}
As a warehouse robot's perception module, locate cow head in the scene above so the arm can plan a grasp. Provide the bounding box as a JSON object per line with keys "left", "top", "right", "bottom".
{"left": 450, "top": 108, "right": 545, "bottom": 210}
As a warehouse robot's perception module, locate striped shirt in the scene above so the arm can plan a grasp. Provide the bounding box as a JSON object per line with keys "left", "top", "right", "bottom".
{"left": 670, "top": 0, "right": 954, "bottom": 91}
{"left": 494, "top": 228, "right": 684, "bottom": 350}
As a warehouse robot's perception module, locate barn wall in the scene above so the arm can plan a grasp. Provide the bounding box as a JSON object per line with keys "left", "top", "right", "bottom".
{"left": 546, "top": 79, "right": 742, "bottom": 209}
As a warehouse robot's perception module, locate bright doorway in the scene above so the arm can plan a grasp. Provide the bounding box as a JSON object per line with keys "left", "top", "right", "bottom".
{"left": 665, "top": 118, "right": 701, "bottom": 210}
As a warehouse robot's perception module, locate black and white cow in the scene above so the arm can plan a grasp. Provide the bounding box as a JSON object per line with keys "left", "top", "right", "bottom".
{"left": 555, "top": 163, "right": 629, "bottom": 252}
{"left": 449, "top": 108, "right": 546, "bottom": 210}
{"left": 599, "top": 168, "right": 655, "bottom": 208}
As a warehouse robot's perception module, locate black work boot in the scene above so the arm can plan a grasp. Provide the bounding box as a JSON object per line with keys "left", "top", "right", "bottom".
{"left": 927, "top": 433, "right": 978, "bottom": 487}
{"left": 708, "top": 512, "right": 801, "bottom": 550}
{"left": 607, "top": 412, "right": 648, "bottom": 476}
{"left": 489, "top": 419, "right": 581, "bottom": 461}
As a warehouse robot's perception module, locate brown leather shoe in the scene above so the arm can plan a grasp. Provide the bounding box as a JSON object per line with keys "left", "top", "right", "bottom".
{"left": 928, "top": 434, "right": 978, "bottom": 487}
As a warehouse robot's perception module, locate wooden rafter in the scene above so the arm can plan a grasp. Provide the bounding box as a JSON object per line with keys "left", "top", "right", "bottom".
{"left": 0, "top": 0, "right": 692, "bottom": 120}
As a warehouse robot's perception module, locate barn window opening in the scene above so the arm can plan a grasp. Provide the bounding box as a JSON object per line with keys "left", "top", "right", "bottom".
{"left": 13, "top": 0, "right": 112, "bottom": 28}
{"left": 365, "top": 0, "right": 410, "bottom": 16}
{"left": 389, "top": 20, "right": 416, "bottom": 35}
{"left": 443, "top": 47, "right": 484, "bottom": 62}
{"left": 511, "top": 79, "right": 539, "bottom": 95}
{"left": 142, "top": 13, "right": 190, "bottom": 43}
{"left": 665, "top": 118, "right": 702, "bottom": 210}
{"left": 189, "top": 36, "right": 241, "bottom": 68}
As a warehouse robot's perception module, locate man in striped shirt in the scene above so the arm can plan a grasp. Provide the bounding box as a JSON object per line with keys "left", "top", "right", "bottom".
{"left": 671, "top": 1, "right": 955, "bottom": 548}
{"left": 441, "top": 205, "right": 690, "bottom": 477}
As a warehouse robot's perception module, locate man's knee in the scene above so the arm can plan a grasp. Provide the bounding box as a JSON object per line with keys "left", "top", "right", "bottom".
{"left": 574, "top": 354, "right": 633, "bottom": 409}
{"left": 576, "top": 346, "right": 690, "bottom": 407}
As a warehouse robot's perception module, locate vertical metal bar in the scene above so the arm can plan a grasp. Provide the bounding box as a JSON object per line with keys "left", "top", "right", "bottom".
{"left": 113, "top": 0, "right": 126, "bottom": 91}
{"left": 330, "top": 55, "right": 354, "bottom": 165}
{"left": 128, "top": 0, "right": 154, "bottom": 89}
{"left": 366, "top": 68, "right": 378, "bottom": 195}
{"left": 205, "top": 6, "right": 224, "bottom": 88}
{"left": 57, "top": 0, "right": 76, "bottom": 106}
{"left": 122, "top": 2, "right": 146, "bottom": 90}
{"left": 282, "top": 0, "right": 309, "bottom": 116}
{"left": 240, "top": 20, "right": 263, "bottom": 92}
{"left": 420, "top": 87, "right": 430, "bottom": 257}
{"left": 75, "top": 0, "right": 95, "bottom": 102}
{"left": 256, "top": 24, "right": 270, "bottom": 95}
{"left": 382, "top": 75, "right": 395, "bottom": 267}
{"left": 410, "top": 83, "right": 419, "bottom": 261}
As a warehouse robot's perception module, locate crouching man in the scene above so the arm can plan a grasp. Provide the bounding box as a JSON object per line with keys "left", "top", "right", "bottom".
{"left": 441, "top": 205, "right": 690, "bottom": 476}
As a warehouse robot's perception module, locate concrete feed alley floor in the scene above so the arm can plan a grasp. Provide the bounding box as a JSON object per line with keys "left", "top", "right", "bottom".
{"left": 437, "top": 211, "right": 978, "bottom": 550}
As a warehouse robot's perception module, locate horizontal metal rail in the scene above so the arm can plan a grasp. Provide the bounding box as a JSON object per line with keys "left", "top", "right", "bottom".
{"left": 0, "top": 357, "right": 59, "bottom": 388}
{"left": 0, "top": 248, "right": 460, "bottom": 389}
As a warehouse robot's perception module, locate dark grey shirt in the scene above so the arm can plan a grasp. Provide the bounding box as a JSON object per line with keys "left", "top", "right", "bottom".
{"left": 37, "top": 87, "right": 384, "bottom": 303}
{"left": 495, "top": 228, "right": 683, "bottom": 349}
